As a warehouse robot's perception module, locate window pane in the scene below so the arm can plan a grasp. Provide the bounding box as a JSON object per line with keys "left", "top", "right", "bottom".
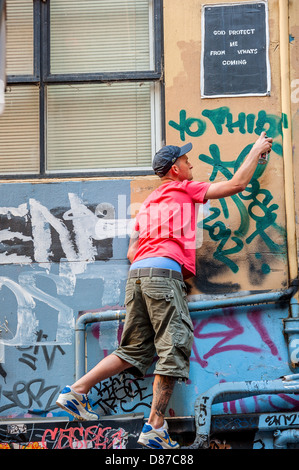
{"left": 0, "top": 85, "right": 40, "bottom": 174}
{"left": 6, "top": 0, "right": 34, "bottom": 75}
{"left": 46, "top": 82, "right": 152, "bottom": 172}
{"left": 50, "top": 0, "right": 151, "bottom": 74}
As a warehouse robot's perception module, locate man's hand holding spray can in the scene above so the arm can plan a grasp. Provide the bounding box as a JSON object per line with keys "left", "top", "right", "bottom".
{"left": 258, "top": 135, "right": 271, "bottom": 165}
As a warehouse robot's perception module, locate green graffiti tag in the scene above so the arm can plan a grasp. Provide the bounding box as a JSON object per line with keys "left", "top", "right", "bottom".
{"left": 169, "top": 107, "right": 287, "bottom": 147}
{"left": 197, "top": 144, "right": 286, "bottom": 272}
{"left": 169, "top": 109, "right": 207, "bottom": 140}
{"left": 169, "top": 108, "right": 287, "bottom": 274}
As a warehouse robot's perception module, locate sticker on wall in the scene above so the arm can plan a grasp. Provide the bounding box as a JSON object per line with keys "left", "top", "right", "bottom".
{"left": 201, "top": 1, "right": 271, "bottom": 98}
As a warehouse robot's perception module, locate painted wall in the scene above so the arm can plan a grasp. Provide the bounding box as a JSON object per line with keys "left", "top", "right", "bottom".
{"left": 0, "top": 178, "right": 296, "bottom": 425}
{"left": 0, "top": 0, "right": 298, "bottom": 450}
{"left": 163, "top": 0, "right": 288, "bottom": 296}
{"left": 0, "top": 180, "right": 131, "bottom": 417}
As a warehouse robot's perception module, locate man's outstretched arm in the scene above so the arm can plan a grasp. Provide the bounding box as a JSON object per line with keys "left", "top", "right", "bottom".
{"left": 205, "top": 132, "right": 272, "bottom": 200}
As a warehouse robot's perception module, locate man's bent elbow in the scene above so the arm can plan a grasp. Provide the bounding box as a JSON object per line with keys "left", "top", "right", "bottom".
{"left": 224, "top": 182, "right": 247, "bottom": 197}
{"left": 236, "top": 182, "right": 247, "bottom": 193}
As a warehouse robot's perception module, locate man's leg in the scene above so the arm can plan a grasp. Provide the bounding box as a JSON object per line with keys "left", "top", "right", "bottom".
{"left": 137, "top": 374, "right": 179, "bottom": 449}
{"left": 56, "top": 354, "right": 131, "bottom": 420}
{"left": 71, "top": 354, "right": 131, "bottom": 394}
{"left": 147, "top": 374, "right": 175, "bottom": 429}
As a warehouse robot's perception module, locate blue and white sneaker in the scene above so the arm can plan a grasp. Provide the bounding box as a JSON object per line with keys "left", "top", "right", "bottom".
{"left": 56, "top": 386, "right": 99, "bottom": 421}
{"left": 137, "top": 421, "right": 180, "bottom": 449}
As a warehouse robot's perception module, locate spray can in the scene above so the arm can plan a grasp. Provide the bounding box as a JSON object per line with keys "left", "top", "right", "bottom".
{"left": 258, "top": 151, "right": 270, "bottom": 165}
{"left": 258, "top": 135, "right": 270, "bottom": 165}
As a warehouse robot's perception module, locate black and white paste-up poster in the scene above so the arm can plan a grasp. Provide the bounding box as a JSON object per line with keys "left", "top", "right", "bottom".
{"left": 201, "top": 1, "right": 271, "bottom": 98}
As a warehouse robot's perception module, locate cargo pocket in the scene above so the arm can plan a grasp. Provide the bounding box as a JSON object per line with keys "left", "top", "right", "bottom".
{"left": 174, "top": 310, "right": 194, "bottom": 358}
{"left": 124, "top": 285, "right": 135, "bottom": 306}
{"left": 143, "top": 285, "right": 174, "bottom": 303}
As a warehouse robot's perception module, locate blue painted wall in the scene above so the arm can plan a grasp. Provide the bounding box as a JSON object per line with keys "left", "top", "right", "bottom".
{"left": 0, "top": 180, "right": 131, "bottom": 417}
{"left": 84, "top": 303, "right": 297, "bottom": 420}
{"left": 0, "top": 179, "right": 298, "bottom": 451}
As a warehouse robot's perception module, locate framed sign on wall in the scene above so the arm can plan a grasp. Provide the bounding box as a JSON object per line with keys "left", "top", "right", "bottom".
{"left": 201, "top": 1, "right": 271, "bottom": 98}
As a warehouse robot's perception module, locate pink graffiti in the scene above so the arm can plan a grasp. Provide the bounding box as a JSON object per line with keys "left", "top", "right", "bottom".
{"left": 41, "top": 425, "right": 125, "bottom": 449}
{"left": 268, "top": 393, "right": 299, "bottom": 411}
{"left": 221, "top": 393, "right": 299, "bottom": 415}
{"left": 191, "top": 308, "right": 280, "bottom": 368}
{"left": 247, "top": 310, "right": 281, "bottom": 360}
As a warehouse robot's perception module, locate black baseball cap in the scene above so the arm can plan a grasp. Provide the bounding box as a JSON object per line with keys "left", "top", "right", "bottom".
{"left": 152, "top": 143, "right": 193, "bottom": 177}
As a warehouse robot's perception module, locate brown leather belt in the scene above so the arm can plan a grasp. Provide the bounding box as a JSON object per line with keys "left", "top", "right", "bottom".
{"left": 128, "top": 267, "right": 183, "bottom": 281}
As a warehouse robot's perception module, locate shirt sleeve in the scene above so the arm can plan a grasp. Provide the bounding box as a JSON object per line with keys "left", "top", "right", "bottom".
{"left": 183, "top": 180, "right": 211, "bottom": 202}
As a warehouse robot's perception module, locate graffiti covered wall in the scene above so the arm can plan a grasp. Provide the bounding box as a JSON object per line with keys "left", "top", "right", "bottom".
{"left": 0, "top": 178, "right": 296, "bottom": 426}
{"left": 163, "top": 0, "right": 288, "bottom": 295}
{"left": 0, "top": 0, "right": 299, "bottom": 451}
{"left": 0, "top": 179, "right": 132, "bottom": 418}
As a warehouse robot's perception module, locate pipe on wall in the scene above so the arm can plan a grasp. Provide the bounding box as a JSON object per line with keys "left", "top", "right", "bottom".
{"left": 273, "top": 429, "right": 299, "bottom": 449}
{"left": 187, "top": 374, "right": 299, "bottom": 449}
{"left": 188, "top": 287, "right": 295, "bottom": 313}
{"left": 75, "top": 310, "right": 126, "bottom": 380}
{"left": 75, "top": 289, "right": 299, "bottom": 447}
{"left": 279, "top": 0, "right": 299, "bottom": 367}
{"left": 75, "top": 287, "right": 297, "bottom": 380}
{"left": 75, "top": 286, "right": 296, "bottom": 380}
{"left": 279, "top": 0, "right": 298, "bottom": 292}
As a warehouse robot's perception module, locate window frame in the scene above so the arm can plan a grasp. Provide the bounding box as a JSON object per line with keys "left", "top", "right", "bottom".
{"left": 4, "top": 0, "right": 164, "bottom": 180}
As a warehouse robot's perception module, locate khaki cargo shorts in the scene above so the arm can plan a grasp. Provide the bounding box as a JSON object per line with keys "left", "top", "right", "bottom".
{"left": 113, "top": 274, "right": 194, "bottom": 380}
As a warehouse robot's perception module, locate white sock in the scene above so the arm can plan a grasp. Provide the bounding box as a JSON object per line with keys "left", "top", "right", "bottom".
{"left": 151, "top": 420, "right": 167, "bottom": 432}
{"left": 70, "top": 386, "right": 85, "bottom": 397}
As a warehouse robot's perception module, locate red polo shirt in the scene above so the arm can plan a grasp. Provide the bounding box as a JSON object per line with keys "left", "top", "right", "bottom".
{"left": 133, "top": 180, "right": 211, "bottom": 279}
